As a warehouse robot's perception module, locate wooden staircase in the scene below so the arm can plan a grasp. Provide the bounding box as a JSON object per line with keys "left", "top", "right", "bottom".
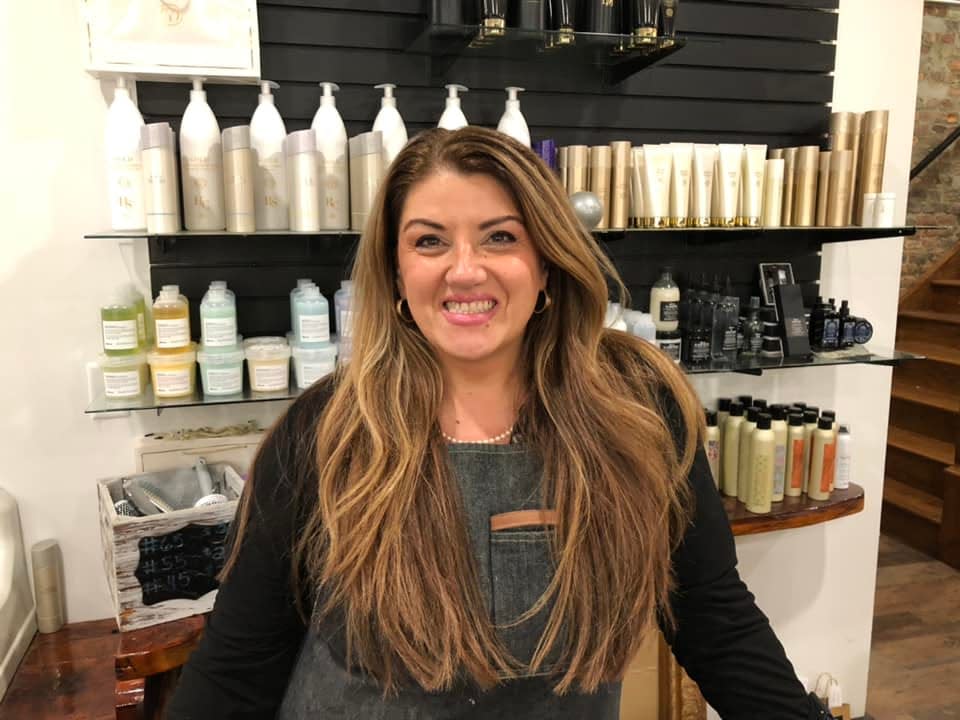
{"left": 885, "top": 244, "right": 960, "bottom": 568}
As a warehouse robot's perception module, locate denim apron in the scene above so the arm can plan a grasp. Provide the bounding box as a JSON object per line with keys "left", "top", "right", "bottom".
{"left": 276, "top": 443, "right": 622, "bottom": 719}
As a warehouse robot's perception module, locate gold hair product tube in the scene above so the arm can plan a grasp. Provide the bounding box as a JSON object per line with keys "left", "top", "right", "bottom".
{"left": 769, "top": 148, "right": 784, "bottom": 160}
{"left": 829, "top": 112, "right": 860, "bottom": 225}
{"left": 792, "top": 146, "right": 819, "bottom": 227}
{"left": 781, "top": 147, "right": 797, "bottom": 227}
{"left": 690, "top": 144, "right": 717, "bottom": 228}
{"left": 856, "top": 110, "right": 889, "bottom": 226}
{"left": 816, "top": 151, "right": 831, "bottom": 227}
{"left": 826, "top": 150, "right": 853, "bottom": 227}
{"left": 589, "top": 146, "right": 612, "bottom": 229}
{"left": 761, "top": 158, "right": 784, "bottom": 227}
{"left": 609, "top": 141, "right": 632, "bottom": 230}
{"left": 567, "top": 145, "right": 589, "bottom": 195}
{"left": 558, "top": 146, "right": 569, "bottom": 193}
{"left": 848, "top": 112, "right": 863, "bottom": 224}
{"left": 629, "top": 146, "right": 644, "bottom": 228}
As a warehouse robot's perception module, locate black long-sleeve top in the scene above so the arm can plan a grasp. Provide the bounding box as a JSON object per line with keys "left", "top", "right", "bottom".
{"left": 168, "top": 384, "right": 825, "bottom": 719}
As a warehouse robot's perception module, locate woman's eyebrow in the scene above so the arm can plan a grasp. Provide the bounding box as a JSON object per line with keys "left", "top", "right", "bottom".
{"left": 401, "top": 215, "right": 523, "bottom": 233}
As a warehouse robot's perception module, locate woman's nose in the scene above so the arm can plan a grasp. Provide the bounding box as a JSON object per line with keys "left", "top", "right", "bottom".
{"left": 445, "top": 241, "right": 487, "bottom": 286}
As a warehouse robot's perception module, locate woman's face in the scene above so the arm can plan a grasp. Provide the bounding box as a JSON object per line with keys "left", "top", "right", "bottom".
{"left": 396, "top": 169, "right": 547, "bottom": 367}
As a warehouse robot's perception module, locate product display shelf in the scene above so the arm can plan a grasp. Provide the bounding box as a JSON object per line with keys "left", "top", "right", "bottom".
{"left": 725, "top": 483, "right": 865, "bottom": 537}
{"left": 85, "top": 384, "right": 301, "bottom": 415}
{"left": 596, "top": 225, "right": 917, "bottom": 244}
{"left": 682, "top": 346, "right": 922, "bottom": 376}
{"left": 84, "top": 230, "right": 362, "bottom": 240}
{"left": 408, "top": 23, "right": 686, "bottom": 86}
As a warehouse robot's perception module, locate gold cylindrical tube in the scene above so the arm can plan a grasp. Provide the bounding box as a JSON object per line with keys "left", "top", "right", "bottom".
{"left": 792, "top": 146, "right": 819, "bottom": 227}
{"left": 769, "top": 148, "right": 784, "bottom": 160}
{"left": 781, "top": 147, "right": 797, "bottom": 227}
{"left": 826, "top": 149, "right": 853, "bottom": 227}
{"left": 567, "top": 145, "right": 589, "bottom": 195}
{"left": 558, "top": 146, "right": 569, "bottom": 193}
{"left": 830, "top": 112, "right": 861, "bottom": 225}
{"left": 761, "top": 158, "right": 784, "bottom": 227}
{"left": 816, "top": 151, "right": 831, "bottom": 227}
{"left": 609, "top": 141, "right": 631, "bottom": 230}
{"left": 848, "top": 113, "right": 863, "bottom": 224}
{"left": 855, "top": 110, "right": 889, "bottom": 226}
{"left": 589, "top": 146, "right": 612, "bottom": 230}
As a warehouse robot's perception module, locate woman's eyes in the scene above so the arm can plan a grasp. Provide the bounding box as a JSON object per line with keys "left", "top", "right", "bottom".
{"left": 414, "top": 235, "right": 443, "bottom": 249}
{"left": 487, "top": 230, "right": 517, "bottom": 245}
{"left": 412, "top": 230, "right": 518, "bottom": 249}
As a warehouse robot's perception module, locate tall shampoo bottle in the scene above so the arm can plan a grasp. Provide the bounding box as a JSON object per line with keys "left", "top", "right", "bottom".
{"left": 808, "top": 417, "right": 836, "bottom": 501}
{"left": 705, "top": 410, "right": 721, "bottom": 489}
{"left": 438, "top": 84, "right": 469, "bottom": 130}
{"left": 250, "top": 80, "right": 289, "bottom": 230}
{"left": 801, "top": 409, "right": 819, "bottom": 494}
{"left": 722, "top": 402, "right": 745, "bottom": 498}
{"left": 496, "top": 87, "right": 530, "bottom": 147}
{"left": 746, "top": 413, "right": 775, "bottom": 514}
{"left": 105, "top": 76, "right": 146, "bottom": 230}
{"left": 835, "top": 424, "right": 852, "bottom": 490}
{"left": 180, "top": 78, "right": 226, "bottom": 230}
{"left": 738, "top": 407, "right": 759, "bottom": 504}
{"left": 770, "top": 406, "right": 788, "bottom": 502}
{"left": 785, "top": 413, "right": 805, "bottom": 497}
{"left": 311, "top": 82, "right": 349, "bottom": 230}
{"left": 373, "top": 83, "right": 409, "bottom": 166}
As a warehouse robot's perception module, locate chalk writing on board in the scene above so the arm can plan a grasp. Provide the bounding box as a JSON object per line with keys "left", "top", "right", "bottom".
{"left": 135, "top": 523, "right": 230, "bottom": 605}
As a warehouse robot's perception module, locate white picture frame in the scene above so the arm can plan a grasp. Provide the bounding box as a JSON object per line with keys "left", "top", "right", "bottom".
{"left": 80, "top": 0, "right": 261, "bottom": 81}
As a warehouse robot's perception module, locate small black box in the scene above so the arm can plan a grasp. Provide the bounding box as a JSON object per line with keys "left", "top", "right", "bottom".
{"left": 773, "top": 284, "right": 813, "bottom": 360}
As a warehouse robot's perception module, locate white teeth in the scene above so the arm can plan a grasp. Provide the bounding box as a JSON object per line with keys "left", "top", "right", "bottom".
{"left": 444, "top": 300, "right": 496, "bottom": 314}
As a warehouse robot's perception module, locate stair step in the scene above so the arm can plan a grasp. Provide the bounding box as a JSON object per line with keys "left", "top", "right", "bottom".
{"left": 891, "top": 378, "right": 960, "bottom": 413}
{"left": 887, "top": 426, "right": 955, "bottom": 465}
{"left": 897, "top": 310, "right": 960, "bottom": 346}
{"left": 931, "top": 280, "right": 960, "bottom": 288}
{"left": 899, "top": 309, "right": 960, "bottom": 325}
{"left": 930, "top": 280, "right": 960, "bottom": 313}
{"left": 883, "top": 477, "right": 944, "bottom": 524}
{"left": 896, "top": 341, "right": 960, "bottom": 367}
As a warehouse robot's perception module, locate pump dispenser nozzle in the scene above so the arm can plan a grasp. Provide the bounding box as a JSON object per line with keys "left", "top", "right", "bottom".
{"left": 438, "top": 84, "right": 469, "bottom": 130}
{"left": 375, "top": 83, "right": 397, "bottom": 107}
{"left": 497, "top": 86, "right": 530, "bottom": 146}
{"left": 319, "top": 82, "right": 340, "bottom": 106}
{"left": 505, "top": 86, "right": 525, "bottom": 106}
{"left": 446, "top": 84, "right": 467, "bottom": 104}
{"left": 258, "top": 80, "right": 279, "bottom": 101}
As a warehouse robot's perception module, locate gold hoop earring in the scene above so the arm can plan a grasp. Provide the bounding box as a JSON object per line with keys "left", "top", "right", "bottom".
{"left": 533, "top": 290, "right": 552, "bottom": 314}
{"left": 396, "top": 298, "right": 414, "bottom": 323}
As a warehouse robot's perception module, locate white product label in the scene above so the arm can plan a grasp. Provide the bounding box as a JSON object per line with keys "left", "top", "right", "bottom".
{"left": 154, "top": 368, "right": 191, "bottom": 396}
{"left": 202, "top": 316, "right": 238, "bottom": 347}
{"left": 102, "top": 320, "right": 139, "bottom": 350}
{"left": 103, "top": 370, "right": 141, "bottom": 398}
{"left": 835, "top": 455, "right": 851, "bottom": 490}
{"left": 773, "top": 445, "right": 787, "bottom": 496}
{"left": 298, "top": 314, "right": 330, "bottom": 344}
{"left": 339, "top": 310, "right": 354, "bottom": 339}
{"left": 252, "top": 364, "right": 288, "bottom": 391}
{"left": 300, "top": 360, "right": 336, "bottom": 387}
{"left": 204, "top": 366, "right": 242, "bottom": 395}
{"left": 155, "top": 318, "right": 190, "bottom": 348}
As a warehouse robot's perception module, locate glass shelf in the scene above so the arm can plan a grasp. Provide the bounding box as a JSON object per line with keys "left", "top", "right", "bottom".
{"left": 682, "top": 346, "right": 922, "bottom": 376}
{"left": 596, "top": 225, "right": 917, "bottom": 244}
{"left": 84, "top": 230, "right": 361, "bottom": 240}
{"left": 85, "top": 384, "right": 302, "bottom": 415}
{"left": 408, "top": 24, "right": 686, "bottom": 85}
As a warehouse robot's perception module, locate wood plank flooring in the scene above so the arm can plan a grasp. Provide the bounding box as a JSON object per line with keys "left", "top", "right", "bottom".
{"left": 867, "top": 534, "right": 960, "bottom": 719}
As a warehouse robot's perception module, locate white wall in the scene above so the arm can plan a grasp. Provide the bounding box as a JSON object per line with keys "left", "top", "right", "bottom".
{"left": 701, "top": 2, "right": 923, "bottom": 716}
{"left": 0, "top": 2, "right": 293, "bottom": 623}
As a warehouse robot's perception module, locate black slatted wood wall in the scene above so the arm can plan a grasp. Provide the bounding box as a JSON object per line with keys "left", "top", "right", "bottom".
{"left": 139, "top": 0, "right": 839, "bottom": 337}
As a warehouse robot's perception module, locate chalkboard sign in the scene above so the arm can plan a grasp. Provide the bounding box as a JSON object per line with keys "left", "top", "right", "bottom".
{"left": 135, "top": 523, "right": 230, "bottom": 606}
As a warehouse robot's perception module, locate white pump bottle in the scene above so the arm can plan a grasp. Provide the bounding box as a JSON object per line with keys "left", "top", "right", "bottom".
{"left": 180, "top": 78, "right": 225, "bottom": 230}
{"left": 438, "top": 84, "right": 469, "bottom": 130}
{"left": 496, "top": 86, "right": 530, "bottom": 147}
{"left": 105, "top": 76, "right": 147, "bottom": 230}
{"left": 310, "top": 82, "right": 349, "bottom": 229}
{"left": 250, "top": 80, "right": 289, "bottom": 230}
{"left": 372, "top": 83, "right": 408, "bottom": 167}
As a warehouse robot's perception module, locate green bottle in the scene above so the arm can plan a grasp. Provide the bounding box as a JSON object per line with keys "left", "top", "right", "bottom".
{"left": 100, "top": 292, "right": 140, "bottom": 356}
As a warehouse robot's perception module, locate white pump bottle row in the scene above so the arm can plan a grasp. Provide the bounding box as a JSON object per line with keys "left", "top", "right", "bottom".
{"left": 180, "top": 78, "right": 226, "bottom": 230}
{"left": 311, "top": 82, "right": 350, "bottom": 230}
{"left": 372, "top": 83, "right": 408, "bottom": 167}
{"left": 105, "top": 76, "right": 147, "bottom": 230}
{"left": 497, "top": 86, "right": 530, "bottom": 147}
{"left": 438, "top": 84, "right": 469, "bottom": 130}
{"left": 250, "top": 80, "right": 289, "bottom": 230}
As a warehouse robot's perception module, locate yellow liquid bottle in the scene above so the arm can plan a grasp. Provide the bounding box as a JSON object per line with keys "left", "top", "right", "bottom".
{"left": 738, "top": 407, "right": 759, "bottom": 504}
{"left": 153, "top": 284, "right": 191, "bottom": 354}
{"left": 722, "top": 403, "right": 745, "bottom": 498}
{"left": 746, "top": 414, "right": 775, "bottom": 514}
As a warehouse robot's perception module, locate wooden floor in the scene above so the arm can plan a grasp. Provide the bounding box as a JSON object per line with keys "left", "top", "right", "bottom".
{"left": 867, "top": 534, "right": 960, "bottom": 719}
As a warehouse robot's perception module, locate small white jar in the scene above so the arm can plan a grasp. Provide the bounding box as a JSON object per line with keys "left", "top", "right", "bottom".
{"left": 245, "top": 341, "right": 291, "bottom": 392}
{"left": 291, "top": 342, "right": 337, "bottom": 389}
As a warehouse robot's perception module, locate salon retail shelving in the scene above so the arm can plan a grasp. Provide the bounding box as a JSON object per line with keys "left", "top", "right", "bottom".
{"left": 682, "top": 346, "right": 922, "bottom": 377}
{"left": 408, "top": 24, "right": 687, "bottom": 86}
{"left": 85, "top": 384, "right": 302, "bottom": 415}
{"left": 726, "top": 483, "right": 865, "bottom": 537}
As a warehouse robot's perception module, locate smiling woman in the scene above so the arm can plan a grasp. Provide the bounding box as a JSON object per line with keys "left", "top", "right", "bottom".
{"left": 168, "top": 128, "right": 832, "bottom": 719}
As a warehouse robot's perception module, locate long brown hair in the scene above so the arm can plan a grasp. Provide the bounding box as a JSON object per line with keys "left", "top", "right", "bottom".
{"left": 228, "top": 127, "right": 703, "bottom": 696}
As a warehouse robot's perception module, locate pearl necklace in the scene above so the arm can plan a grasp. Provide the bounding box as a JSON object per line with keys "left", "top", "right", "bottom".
{"left": 441, "top": 425, "right": 515, "bottom": 445}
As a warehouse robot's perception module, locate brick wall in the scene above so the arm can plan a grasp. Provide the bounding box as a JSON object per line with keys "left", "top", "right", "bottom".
{"left": 904, "top": 1, "right": 960, "bottom": 296}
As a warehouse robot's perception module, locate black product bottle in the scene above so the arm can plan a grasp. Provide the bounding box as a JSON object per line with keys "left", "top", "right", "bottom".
{"left": 481, "top": 0, "right": 508, "bottom": 34}
{"left": 742, "top": 296, "right": 763, "bottom": 355}
{"left": 549, "top": 0, "right": 578, "bottom": 41}
{"left": 839, "top": 299, "right": 855, "bottom": 348}
{"left": 821, "top": 298, "right": 840, "bottom": 350}
{"left": 689, "top": 279, "right": 717, "bottom": 367}
{"left": 680, "top": 276, "right": 700, "bottom": 362}
{"left": 809, "top": 296, "right": 826, "bottom": 348}
{"left": 430, "top": 0, "right": 465, "bottom": 25}
{"left": 659, "top": 0, "right": 678, "bottom": 38}
{"left": 581, "top": 0, "right": 620, "bottom": 34}
{"left": 514, "top": 0, "right": 547, "bottom": 30}
{"left": 631, "top": 0, "right": 661, "bottom": 43}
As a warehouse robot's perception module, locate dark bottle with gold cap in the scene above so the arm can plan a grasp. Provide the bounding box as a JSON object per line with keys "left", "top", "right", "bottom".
{"left": 548, "top": 0, "right": 578, "bottom": 43}
{"left": 659, "top": 0, "right": 678, "bottom": 40}
{"left": 631, "top": 0, "right": 661, "bottom": 44}
{"left": 581, "top": 0, "right": 620, "bottom": 34}
{"left": 481, "top": 0, "right": 508, "bottom": 35}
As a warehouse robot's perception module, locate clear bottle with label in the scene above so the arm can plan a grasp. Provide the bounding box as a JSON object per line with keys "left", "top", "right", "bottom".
{"left": 785, "top": 413, "right": 806, "bottom": 497}
{"left": 180, "top": 78, "right": 226, "bottom": 231}
{"left": 801, "top": 409, "right": 819, "bottom": 494}
{"left": 808, "top": 417, "right": 836, "bottom": 501}
{"left": 705, "top": 410, "right": 721, "bottom": 489}
{"left": 200, "top": 282, "right": 238, "bottom": 351}
{"left": 741, "top": 296, "right": 763, "bottom": 356}
{"left": 335, "top": 280, "right": 354, "bottom": 362}
{"left": 770, "top": 406, "right": 788, "bottom": 502}
{"left": 722, "top": 402, "right": 745, "bottom": 498}
{"left": 153, "top": 285, "right": 191, "bottom": 354}
{"left": 294, "top": 286, "right": 331, "bottom": 348}
{"left": 101, "top": 293, "right": 140, "bottom": 356}
{"left": 290, "top": 278, "right": 315, "bottom": 331}
{"left": 650, "top": 267, "right": 680, "bottom": 332}
{"left": 738, "top": 406, "right": 760, "bottom": 504}
{"left": 713, "top": 282, "right": 740, "bottom": 362}
{"left": 105, "top": 76, "right": 146, "bottom": 231}
{"left": 835, "top": 424, "right": 852, "bottom": 490}
{"left": 746, "top": 413, "right": 775, "bottom": 514}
